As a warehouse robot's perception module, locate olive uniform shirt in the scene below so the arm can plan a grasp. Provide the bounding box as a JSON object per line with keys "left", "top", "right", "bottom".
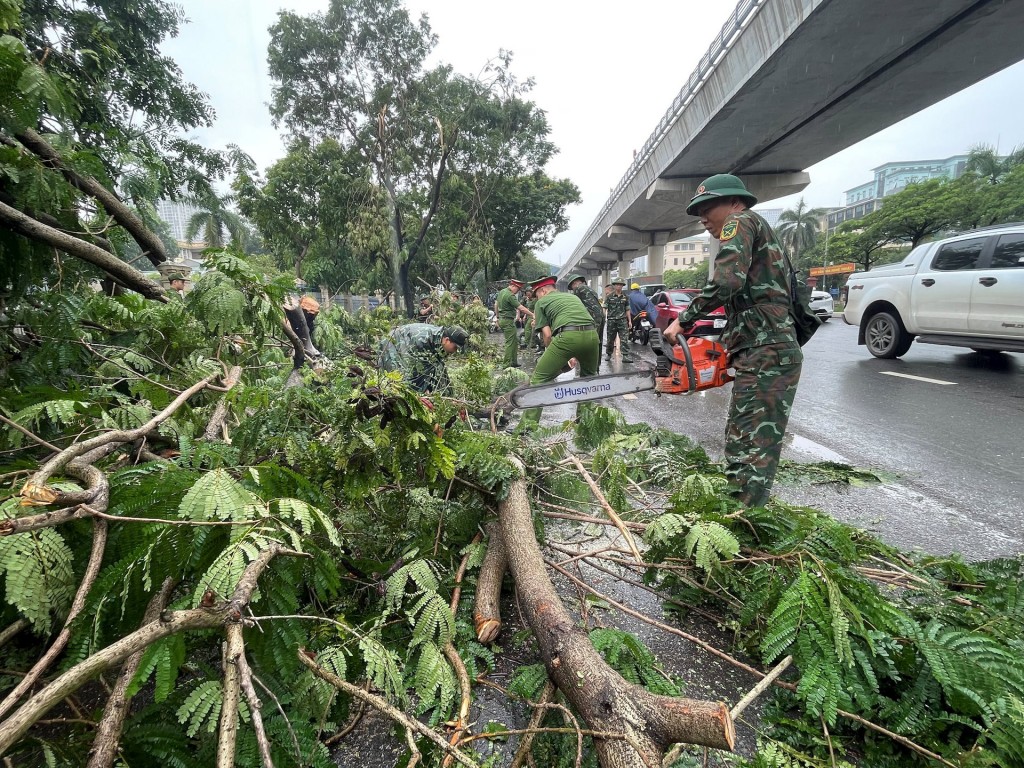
{"left": 533, "top": 291, "right": 594, "bottom": 334}
{"left": 496, "top": 288, "right": 522, "bottom": 322}
{"left": 678, "top": 210, "right": 797, "bottom": 359}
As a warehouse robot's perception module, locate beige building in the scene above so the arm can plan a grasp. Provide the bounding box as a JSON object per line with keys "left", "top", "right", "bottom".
{"left": 665, "top": 235, "right": 711, "bottom": 270}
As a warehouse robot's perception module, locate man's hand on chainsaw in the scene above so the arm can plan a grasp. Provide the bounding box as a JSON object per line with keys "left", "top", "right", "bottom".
{"left": 663, "top": 318, "right": 693, "bottom": 346}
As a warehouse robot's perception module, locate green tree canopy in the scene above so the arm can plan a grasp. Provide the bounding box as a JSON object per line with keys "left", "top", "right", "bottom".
{"left": 0, "top": 0, "right": 228, "bottom": 297}
{"left": 266, "top": 0, "right": 577, "bottom": 315}
{"left": 776, "top": 198, "right": 826, "bottom": 264}
{"left": 664, "top": 266, "right": 709, "bottom": 289}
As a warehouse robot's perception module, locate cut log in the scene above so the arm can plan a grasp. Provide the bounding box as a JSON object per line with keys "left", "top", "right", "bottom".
{"left": 498, "top": 459, "right": 734, "bottom": 768}
{"left": 473, "top": 522, "right": 506, "bottom": 643}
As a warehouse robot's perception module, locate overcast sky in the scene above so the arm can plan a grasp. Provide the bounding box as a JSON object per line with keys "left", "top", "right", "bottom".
{"left": 162, "top": 0, "right": 1024, "bottom": 266}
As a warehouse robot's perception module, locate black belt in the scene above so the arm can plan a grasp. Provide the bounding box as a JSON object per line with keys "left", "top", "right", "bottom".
{"left": 553, "top": 324, "right": 595, "bottom": 336}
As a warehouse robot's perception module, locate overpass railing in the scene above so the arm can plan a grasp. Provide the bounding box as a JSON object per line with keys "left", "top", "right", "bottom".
{"left": 572, "top": 0, "right": 768, "bottom": 263}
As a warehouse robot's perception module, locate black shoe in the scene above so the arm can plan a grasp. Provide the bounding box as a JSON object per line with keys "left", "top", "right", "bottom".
{"left": 509, "top": 363, "right": 521, "bottom": 368}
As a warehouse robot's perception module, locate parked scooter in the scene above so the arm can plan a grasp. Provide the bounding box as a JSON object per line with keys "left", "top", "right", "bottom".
{"left": 487, "top": 309, "right": 500, "bottom": 333}
{"left": 630, "top": 310, "right": 652, "bottom": 346}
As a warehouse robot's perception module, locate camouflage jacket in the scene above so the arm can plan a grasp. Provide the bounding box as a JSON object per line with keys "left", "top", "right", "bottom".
{"left": 678, "top": 210, "right": 797, "bottom": 355}
{"left": 378, "top": 323, "right": 450, "bottom": 393}
{"left": 572, "top": 284, "right": 604, "bottom": 327}
{"left": 605, "top": 292, "right": 630, "bottom": 321}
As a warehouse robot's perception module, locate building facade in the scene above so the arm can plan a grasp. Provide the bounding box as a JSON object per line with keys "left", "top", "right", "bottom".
{"left": 666, "top": 234, "right": 711, "bottom": 269}
{"left": 827, "top": 154, "right": 971, "bottom": 231}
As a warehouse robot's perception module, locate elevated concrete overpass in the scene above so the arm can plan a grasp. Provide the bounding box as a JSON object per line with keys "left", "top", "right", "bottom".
{"left": 560, "top": 0, "right": 1024, "bottom": 286}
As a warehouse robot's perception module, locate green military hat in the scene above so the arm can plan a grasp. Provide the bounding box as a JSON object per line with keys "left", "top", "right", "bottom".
{"left": 441, "top": 325, "right": 469, "bottom": 349}
{"left": 567, "top": 273, "right": 587, "bottom": 286}
{"left": 686, "top": 174, "right": 757, "bottom": 216}
{"left": 167, "top": 273, "right": 186, "bottom": 282}
{"left": 611, "top": 278, "right": 626, "bottom": 286}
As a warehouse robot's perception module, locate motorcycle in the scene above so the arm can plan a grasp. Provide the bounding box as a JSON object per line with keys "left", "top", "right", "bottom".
{"left": 487, "top": 309, "right": 500, "bottom": 334}
{"left": 630, "top": 311, "right": 652, "bottom": 346}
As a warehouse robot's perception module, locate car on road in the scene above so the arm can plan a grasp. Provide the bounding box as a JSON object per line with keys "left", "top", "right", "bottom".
{"left": 640, "top": 283, "right": 667, "bottom": 298}
{"left": 650, "top": 289, "right": 727, "bottom": 337}
{"left": 843, "top": 223, "right": 1024, "bottom": 358}
{"left": 809, "top": 290, "right": 834, "bottom": 321}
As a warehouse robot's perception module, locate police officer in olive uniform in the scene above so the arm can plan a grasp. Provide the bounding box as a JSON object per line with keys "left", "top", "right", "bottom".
{"left": 664, "top": 174, "right": 803, "bottom": 508}
{"left": 567, "top": 274, "right": 604, "bottom": 359}
{"left": 604, "top": 279, "right": 632, "bottom": 363}
{"left": 518, "top": 276, "right": 600, "bottom": 427}
{"left": 379, "top": 323, "right": 469, "bottom": 394}
{"left": 494, "top": 279, "right": 533, "bottom": 368}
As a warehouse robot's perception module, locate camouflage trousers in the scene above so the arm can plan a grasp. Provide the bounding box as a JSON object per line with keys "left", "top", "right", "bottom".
{"left": 724, "top": 342, "right": 803, "bottom": 508}
{"left": 605, "top": 318, "right": 630, "bottom": 361}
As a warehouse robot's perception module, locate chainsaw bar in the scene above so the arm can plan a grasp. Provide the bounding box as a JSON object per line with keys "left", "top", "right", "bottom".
{"left": 507, "top": 370, "right": 656, "bottom": 409}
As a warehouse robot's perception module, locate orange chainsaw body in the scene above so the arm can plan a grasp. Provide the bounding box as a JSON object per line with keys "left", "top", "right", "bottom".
{"left": 655, "top": 336, "right": 733, "bottom": 394}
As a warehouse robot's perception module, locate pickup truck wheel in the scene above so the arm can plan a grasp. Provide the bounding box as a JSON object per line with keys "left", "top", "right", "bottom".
{"left": 865, "top": 311, "right": 912, "bottom": 359}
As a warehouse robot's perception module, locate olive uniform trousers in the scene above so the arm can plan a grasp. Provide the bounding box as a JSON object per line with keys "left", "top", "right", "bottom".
{"left": 520, "top": 329, "right": 600, "bottom": 427}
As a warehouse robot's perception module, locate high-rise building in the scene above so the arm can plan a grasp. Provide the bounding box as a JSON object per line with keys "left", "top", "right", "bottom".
{"left": 155, "top": 199, "right": 215, "bottom": 265}
{"left": 828, "top": 154, "right": 972, "bottom": 231}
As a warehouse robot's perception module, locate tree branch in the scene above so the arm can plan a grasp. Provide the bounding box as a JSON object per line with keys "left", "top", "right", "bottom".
{"left": 0, "top": 463, "right": 110, "bottom": 720}
{"left": 297, "top": 651, "right": 481, "bottom": 768}
{"left": 87, "top": 578, "right": 177, "bottom": 768}
{"left": 217, "top": 625, "right": 244, "bottom": 768}
{"left": 0, "top": 200, "right": 168, "bottom": 301}
{"left": 499, "top": 458, "right": 734, "bottom": 767}
{"left": 21, "top": 374, "right": 217, "bottom": 501}
{"left": 15, "top": 128, "right": 171, "bottom": 267}
{"left": 0, "top": 545, "right": 302, "bottom": 753}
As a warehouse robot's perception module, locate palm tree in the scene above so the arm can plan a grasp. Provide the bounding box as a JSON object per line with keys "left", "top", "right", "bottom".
{"left": 777, "top": 198, "right": 826, "bottom": 264}
{"left": 185, "top": 191, "right": 248, "bottom": 249}
{"left": 965, "top": 143, "right": 1024, "bottom": 184}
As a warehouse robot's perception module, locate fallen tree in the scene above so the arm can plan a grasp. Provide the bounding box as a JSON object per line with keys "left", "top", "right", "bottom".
{"left": 498, "top": 459, "right": 735, "bottom": 766}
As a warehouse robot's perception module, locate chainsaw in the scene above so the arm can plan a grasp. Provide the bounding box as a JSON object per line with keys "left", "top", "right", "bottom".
{"left": 502, "top": 328, "right": 733, "bottom": 410}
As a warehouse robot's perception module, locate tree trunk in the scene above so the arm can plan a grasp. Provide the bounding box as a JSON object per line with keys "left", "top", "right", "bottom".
{"left": 474, "top": 522, "right": 506, "bottom": 643}
{"left": 497, "top": 460, "right": 734, "bottom": 767}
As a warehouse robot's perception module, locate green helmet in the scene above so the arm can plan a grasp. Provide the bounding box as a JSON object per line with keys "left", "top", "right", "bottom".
{"left": 686, "top": 174, "right": 757, "bottom": 216}
{"left": 567, "top": 273, "right": 587, "bottom": 287}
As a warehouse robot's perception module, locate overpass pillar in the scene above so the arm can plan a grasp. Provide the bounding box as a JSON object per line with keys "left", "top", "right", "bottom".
{"left": 590, "top": 275, "right": 600, "bottom": 292}
{"left": 648, "top": 244, "right": 665, "bottom": 280}
{"left": 707, "top": 237, "right": 720, "bottom": 282}
{"left": 618, "top": 255, "right": 631, "bottom": 281}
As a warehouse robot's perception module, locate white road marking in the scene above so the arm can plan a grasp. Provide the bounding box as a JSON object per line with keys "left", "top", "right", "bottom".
{"left": 880, "top": 371, "right": 957, "bottom": 386}
{"left": 621, "top": 393, "right": 638, "bottom": 400}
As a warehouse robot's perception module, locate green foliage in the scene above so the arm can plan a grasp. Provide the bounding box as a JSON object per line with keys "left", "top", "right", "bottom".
{"left": 590, "top": 628, "right": 681, "bottom": 696}
{"left": 0, "top": 503, "right": 75, "bottom": 632}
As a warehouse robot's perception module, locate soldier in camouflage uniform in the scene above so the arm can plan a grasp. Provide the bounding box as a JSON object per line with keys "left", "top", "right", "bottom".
{"left": 568, "top": 273, "right": 604, "bottom": 359}
{"left": 665, "top": 174, "right": 802, "bottom": 508}
{"left": 604, "top": 279, "right": 632, "bottom": 363}
{"left": 379, "top": 323, "right": 469, "bottom": 394}
{"left": 494, "top": 279, "right": 532, "bottom": 367}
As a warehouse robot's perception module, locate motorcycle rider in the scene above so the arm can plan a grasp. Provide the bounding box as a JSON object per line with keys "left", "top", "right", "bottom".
{"left": 627, "top": 283, "right": 659, "bottom": 341}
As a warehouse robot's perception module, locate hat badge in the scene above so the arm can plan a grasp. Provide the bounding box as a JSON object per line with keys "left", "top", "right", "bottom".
{"left": 696, "top": 185, "right": 706, "bottom": 194}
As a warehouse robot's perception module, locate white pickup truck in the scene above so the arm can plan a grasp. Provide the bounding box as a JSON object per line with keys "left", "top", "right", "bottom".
{"left": 843, "top": 223, "right": 1024, "bottom": 358}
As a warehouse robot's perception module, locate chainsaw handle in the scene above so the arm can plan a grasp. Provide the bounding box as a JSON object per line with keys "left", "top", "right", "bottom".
{"left": 648, "top": 329, "right": 696, "bottom": 394}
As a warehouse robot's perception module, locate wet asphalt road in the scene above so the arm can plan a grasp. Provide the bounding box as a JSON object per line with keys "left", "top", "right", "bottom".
{"left": 601, "top": 319, "right": 1024, "bottom": 561}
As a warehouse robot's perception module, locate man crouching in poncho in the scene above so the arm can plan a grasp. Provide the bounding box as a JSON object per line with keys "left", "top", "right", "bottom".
{"left": 378, "top": 323, "right": 469, "bottom": 394}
